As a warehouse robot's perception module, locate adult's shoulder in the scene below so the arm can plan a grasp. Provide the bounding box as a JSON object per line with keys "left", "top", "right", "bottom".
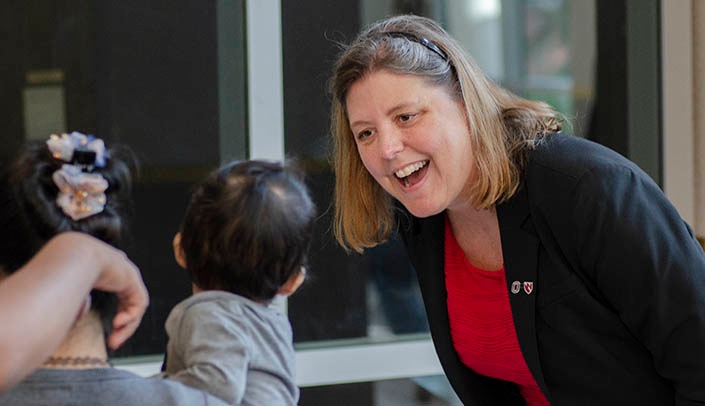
{"left": 529, "top": 133, "right": 640, "bottom": 178}
{"left": 525, "top": 133, "right": 651, "bottom": 200}
{"left": 0, "top": 368, "right": 230, "bottom": 406}
{"left": 121, "top": 372, "right": 231, "bottom": 405}
{"left": 110, "top": 370, "right": 227, "bottom": 406}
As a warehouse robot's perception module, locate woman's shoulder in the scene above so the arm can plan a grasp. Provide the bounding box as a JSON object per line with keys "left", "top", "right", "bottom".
{"left": 0, "top": 368, "right": 230, "bottom": 406}
{"left": 131, "top": 374, "right": 231, "bottom": 405}
{"left": 104, "top": 370, "right": 230, "bottom": 405}
{"left": 524, "top": 133, "right": 661, "bottom": 208}
{"left": 527, "top": 133, "right": 646, "bottom": 185}
{"left": 532, "top": 133, "right": 633, "bottom": 169}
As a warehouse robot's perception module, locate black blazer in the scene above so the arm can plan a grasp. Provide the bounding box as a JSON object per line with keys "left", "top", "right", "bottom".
{"left": 399, "top": 134, "right": 705, "bottom": 405}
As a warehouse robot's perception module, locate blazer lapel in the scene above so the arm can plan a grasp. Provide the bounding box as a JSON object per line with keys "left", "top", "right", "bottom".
{"left": 400, "top": 211, "right": 523, "bottom": 405}
{"left": 497, "top": 187, "right": 549, "bottom": 397}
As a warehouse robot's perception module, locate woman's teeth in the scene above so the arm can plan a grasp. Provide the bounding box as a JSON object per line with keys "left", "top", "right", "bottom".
{"left": 395, "top": 161, "right": 427, "bottom": 179}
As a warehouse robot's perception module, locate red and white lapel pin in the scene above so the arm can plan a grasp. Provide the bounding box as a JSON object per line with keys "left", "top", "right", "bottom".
{"left": 511, "top": 281, "right": 534, "bottom": 295}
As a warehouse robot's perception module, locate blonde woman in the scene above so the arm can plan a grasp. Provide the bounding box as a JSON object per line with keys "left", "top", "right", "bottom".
{"left": 329, "top": 15, "right": 705, "bottom": 405}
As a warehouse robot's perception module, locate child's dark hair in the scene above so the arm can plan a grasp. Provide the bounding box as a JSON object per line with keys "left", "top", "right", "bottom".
{"left": 179, "top": 159, "right": 316, "bottom": 302}
{"left": 0, "top": 134, "right": 135, "bottom": 337}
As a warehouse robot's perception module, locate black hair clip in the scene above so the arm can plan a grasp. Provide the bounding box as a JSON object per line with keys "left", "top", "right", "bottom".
{"left": 386, "top": 31, "right": 450, "bottom": 62}
{"left": 71, "top": 149, "right": 98, "bottom": 172}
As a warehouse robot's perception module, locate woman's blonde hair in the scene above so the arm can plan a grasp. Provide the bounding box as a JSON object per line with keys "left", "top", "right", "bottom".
{"left": 330, "top": 15, "right": 561, "bottom": 252}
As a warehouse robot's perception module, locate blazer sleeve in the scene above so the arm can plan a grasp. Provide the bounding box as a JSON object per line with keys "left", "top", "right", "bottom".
{"left": 544, "top": 162, "right": 705, "bottom": 405}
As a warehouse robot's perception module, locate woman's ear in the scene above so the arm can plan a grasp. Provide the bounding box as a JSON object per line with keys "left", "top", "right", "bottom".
{"left": 277, "top": 267, "right": 306, "bottom": 297}
{"left": 172, "top": 232, "right": 187, "bottom": 269}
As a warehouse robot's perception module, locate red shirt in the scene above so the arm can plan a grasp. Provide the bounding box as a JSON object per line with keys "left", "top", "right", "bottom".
{"left": 444, "top": 218, "right": 549, "bottom": 405}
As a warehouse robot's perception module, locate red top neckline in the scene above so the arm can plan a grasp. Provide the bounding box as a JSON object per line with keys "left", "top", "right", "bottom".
{"left": 444, "top": 217, "right": 549, "bottom": 405}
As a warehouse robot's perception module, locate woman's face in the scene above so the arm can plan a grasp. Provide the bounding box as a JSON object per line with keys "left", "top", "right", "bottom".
{"left": 346, "top": 70, "right": 475, "bottom": 218}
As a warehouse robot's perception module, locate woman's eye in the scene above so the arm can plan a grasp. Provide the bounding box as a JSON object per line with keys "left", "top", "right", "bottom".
{"left": 398, "top": 113, "right": 416, "bottom": 123}
{"left": 356, "top": 129, "right": 372, "bottom": 140}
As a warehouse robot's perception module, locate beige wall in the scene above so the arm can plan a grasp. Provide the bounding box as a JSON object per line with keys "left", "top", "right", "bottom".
{"left": 695, "top": 1, "right": 705, "bottom": 245}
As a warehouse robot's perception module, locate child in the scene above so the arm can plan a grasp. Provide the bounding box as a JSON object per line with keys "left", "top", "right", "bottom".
{"left": 163, "top": 159, "right": 315, "bottom": 405}
{"left": 0, "top": 132, "right": 228, "bottom": 405}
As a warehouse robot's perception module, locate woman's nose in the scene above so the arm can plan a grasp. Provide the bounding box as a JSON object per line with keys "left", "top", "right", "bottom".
{"left": 378, "top": 128, "right": 404, "bottom": 160}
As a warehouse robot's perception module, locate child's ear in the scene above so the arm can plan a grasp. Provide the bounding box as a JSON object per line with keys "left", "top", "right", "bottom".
{"left": 172, "top": 232, "right": 187, "bottom": 269}
{"left": 277, "top": 267, "right": 306, "bottom": 297}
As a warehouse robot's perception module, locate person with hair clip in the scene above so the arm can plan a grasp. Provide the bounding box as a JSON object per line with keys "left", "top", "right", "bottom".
{"left": 0, "top": 132, "right": 228, "bottom": 405}
{"left": 328, "top": 14, "right": 705, "bottom": 406}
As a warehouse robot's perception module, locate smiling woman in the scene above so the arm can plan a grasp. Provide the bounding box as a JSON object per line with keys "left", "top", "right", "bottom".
{"left": 328, "top": 14, "right": 705, "bottom": 406}
{"left": 330, "top": 17, "right": 560, "bottom": 254}
{"left": 346, "top": 70, "right": 474, "bottom": 219}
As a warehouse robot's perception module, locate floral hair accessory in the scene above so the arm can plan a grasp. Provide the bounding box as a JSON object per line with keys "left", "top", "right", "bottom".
{"left": 46, "top": 131, "right": 106, "bottom": 169}
{"left": 52, "top": 164, "right": 109, "bottom": 220}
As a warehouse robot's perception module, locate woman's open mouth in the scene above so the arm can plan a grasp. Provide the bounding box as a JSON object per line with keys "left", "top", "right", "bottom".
{"left": 395, "top": 160, "right": 429, "bottom": 188}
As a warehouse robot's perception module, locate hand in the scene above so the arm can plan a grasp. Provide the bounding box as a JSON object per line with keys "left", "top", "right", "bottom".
{"left": 0, "top": 232, "right": 149, "bottom": 390}
{"left": 90, "top": 245, "right": 149, "bottom": 349}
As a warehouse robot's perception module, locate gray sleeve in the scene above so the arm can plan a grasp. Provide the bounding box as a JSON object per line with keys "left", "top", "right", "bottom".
{"left": 165, "top": 302, "right": 251, "bottom": 405}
